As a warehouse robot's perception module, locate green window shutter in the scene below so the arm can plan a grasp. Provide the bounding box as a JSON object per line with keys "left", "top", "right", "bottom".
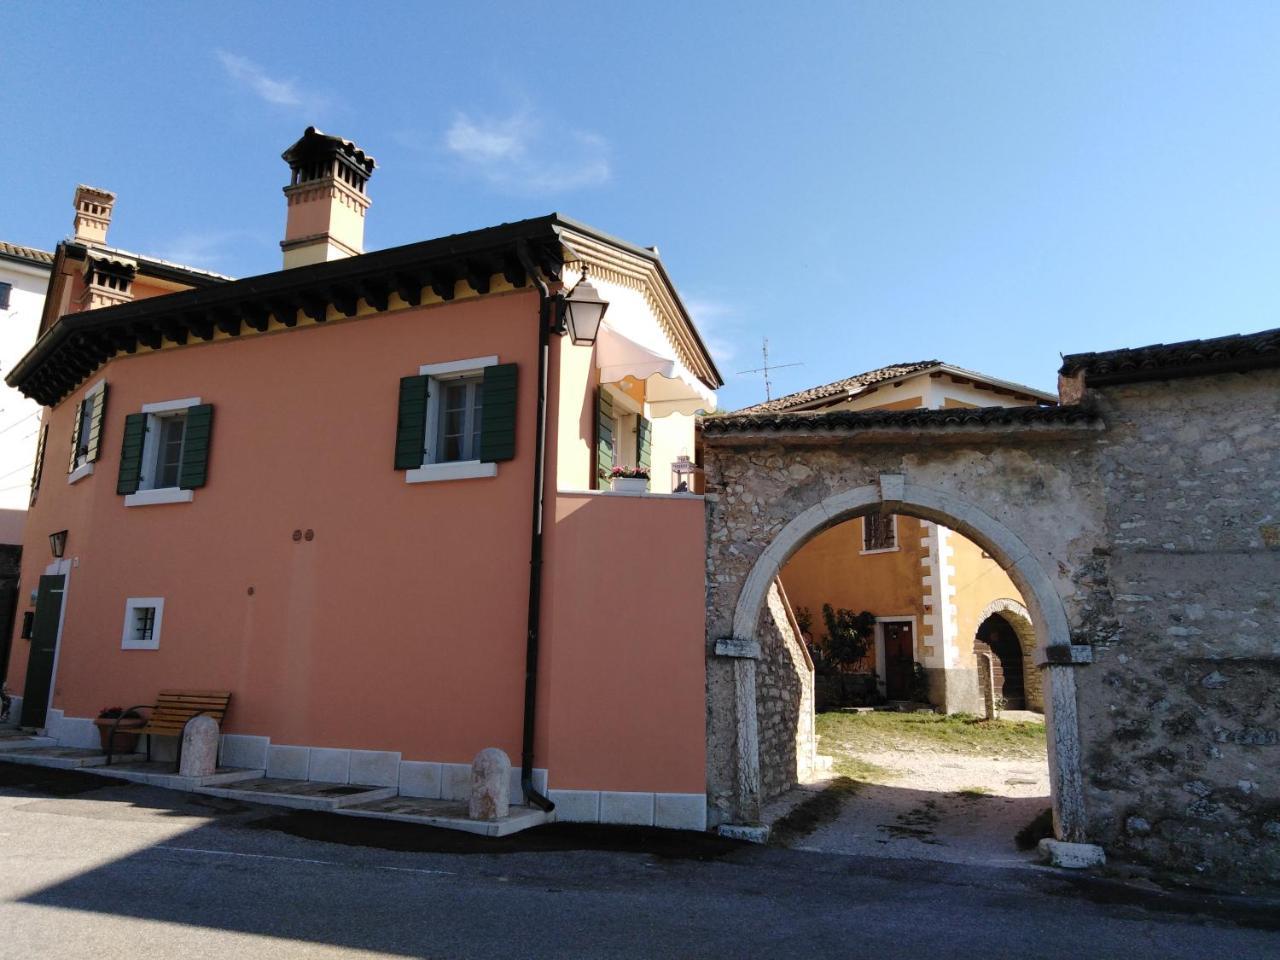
{"left": 637, "top": 414, "right": 652, "bottom": 472}
{"left": 29, "top": 423, "right": 48, "bottom": 506}
{"left": 86, "top": 383, "right": 108, "bottom": 463}
{"left": 394, "top": 375, "right": 429, "bottom": 470}
{"left": 67, "top": 399, "right": 84, "bottom": 473}
{"left": 478, "top": 363, "right": 518, "bottom": 463}
{"left": 116, "top": 413, "right": 147, "bottom": 495}
{"left": 178, "top": 404, "right": 214, "bottom": 490}
{"left": 595, "top": 388, "right": 615, "bottom": 487}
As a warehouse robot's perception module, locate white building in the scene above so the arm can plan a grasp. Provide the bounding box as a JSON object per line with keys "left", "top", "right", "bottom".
{"left": 0, "top": 241, "right": 53, "bottom": 543}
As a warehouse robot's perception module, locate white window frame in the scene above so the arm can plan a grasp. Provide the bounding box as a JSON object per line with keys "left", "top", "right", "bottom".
{"left": 124, "top": 396, "right": 201, "bottom": 507}
{"left": 122, "top": 596, "right": 164, "bottom": 650}
{"left": 406, "top": 357, "right": 498, "bottom": 484}
{"left": 860, "top": 512, "right": 899, "bottom": 555}
{"left": 68, "top": 379, "right": 106, "bottom": 484}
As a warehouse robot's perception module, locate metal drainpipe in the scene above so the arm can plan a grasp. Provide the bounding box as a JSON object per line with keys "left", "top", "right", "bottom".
{"left": 516, "top": 242, "right": 555, "bottom": 812}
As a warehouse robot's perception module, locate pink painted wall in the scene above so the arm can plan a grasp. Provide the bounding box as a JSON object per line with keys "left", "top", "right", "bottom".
{"left": 542, "top": 492, "right": 707, "bottom": 793}
{"left": 9, "top": 287, "right": 711, "bottom": 797}
{"left": 11, "top": 291, "right": 539, "bottom": 764}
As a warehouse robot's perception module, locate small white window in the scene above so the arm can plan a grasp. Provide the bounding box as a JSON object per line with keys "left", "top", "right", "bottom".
{"left": 139, "top": 397, "right": 200, "bottom": 491}
{"left": 122, "top": 597, "right": 164, "bottom": 650}
{"left": 406, "top": 357, "right": 498, "bottom": 484}
{"left": 431, "top": 375, "right": 484, "bottom": 463}
{"left": 861, "top": 511, "right": 898, "bottom": 553}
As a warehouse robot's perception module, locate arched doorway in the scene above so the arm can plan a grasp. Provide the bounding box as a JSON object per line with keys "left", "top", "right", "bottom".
{"left": 976, "top": 613, "right": 1026, "bottom": 710}
{"left": 716, "top": 476, "right": 1089, "bottom": 843}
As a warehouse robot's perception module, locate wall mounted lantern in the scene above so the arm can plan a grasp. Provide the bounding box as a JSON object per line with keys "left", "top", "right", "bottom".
{"left": 49, "top": 529, "right": 68, "bottom": 559}
{"left": 671, "top": 454, "right": 697, "bottom": 493}
{"left": 559, "top": 267, "right": 609, "bottom": 346}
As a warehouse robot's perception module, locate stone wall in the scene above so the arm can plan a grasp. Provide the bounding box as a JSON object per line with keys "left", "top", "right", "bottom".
{"left": 755, "top": 581, "right": 815, "bottom": 802}
{"left": 1077, "top": 368, "right": 1280, "bottom": 885}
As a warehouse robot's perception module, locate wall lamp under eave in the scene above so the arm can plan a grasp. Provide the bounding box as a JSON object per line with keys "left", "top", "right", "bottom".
{"left": 556, "top": 267, "right": 609, "bottom": 345}
{"left": 49, "top": 529, "right": 68, "bottom": 559}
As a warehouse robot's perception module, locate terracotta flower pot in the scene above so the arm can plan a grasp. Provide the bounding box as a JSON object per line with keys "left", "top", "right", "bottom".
{"left": 94, "top": 717, "right": 144, "bottom": 754}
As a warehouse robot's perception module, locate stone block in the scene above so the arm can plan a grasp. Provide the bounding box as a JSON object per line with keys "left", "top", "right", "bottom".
{"left": 718, "top": 823, "right": 769, "bottom": 843}
{"left": 655, "top": 793, "right": 707, "bottom": 831}
{"left": 398, "top": 761, "right": 442, "bottom": 799}
{"left": 179, "top": 715, "right": 219, "bottom": 778}
{"left": 1038, "top": 839, "right": 1106, "bottom": 869}
{"left": 220, "top": 734, "right": 269, "bottom": 770}
{"left": 600, "top": 791, "right": 655, "bottom": 826}
{"left": 308, "top": 748, "right": 350, "bottom": 784}
{"left": 547, "top": 789, "right": 600, "bottom": 823}
{"left": 266, "top": 745, "right": 309, "bottom": 780}
{"left": 348, "top": 750, "right": 400, "bottom": 787}
{"left": 469, "top": 748, "right": 510, "bottom": 821}
{"left": 441, "top": 763, "right": 471, "bottom": 801}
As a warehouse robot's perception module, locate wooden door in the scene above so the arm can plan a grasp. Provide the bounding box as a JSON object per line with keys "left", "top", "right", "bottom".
{"left": 20, "top": 574, "right": 64, "bottom": 728}
{"left": 883, "top": 621, "right": 915, "bottom": 700}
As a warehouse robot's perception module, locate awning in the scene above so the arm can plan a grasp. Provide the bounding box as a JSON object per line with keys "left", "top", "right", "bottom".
{"left": 596, "top": 320, "right": 716, "bottom": 414}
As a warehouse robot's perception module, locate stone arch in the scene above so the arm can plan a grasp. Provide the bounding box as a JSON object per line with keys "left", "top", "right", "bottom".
{"left": 732, "top": 479, "right": 1071, "bottom": 657}
{"left": 976, "top": 598, "right": 1042, "bottom": 711}
{"left": 728, "top": 475, "right": 1087, "bottom": 842}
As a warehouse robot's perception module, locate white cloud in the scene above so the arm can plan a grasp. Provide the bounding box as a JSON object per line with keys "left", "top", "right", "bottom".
{"left": 442, "top": 109, "right": 611, "bottom": 194}
{"left": 683, "top": 297, "right": 741, "bottom": 367}
{"left": 152, "top": 229, "right": 262, "bottom": 273}
{"left": 216, "top": 51, "right": 322, "bottom": 111}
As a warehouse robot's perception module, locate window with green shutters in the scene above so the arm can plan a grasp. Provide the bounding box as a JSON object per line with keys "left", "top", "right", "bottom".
{"left": 395, "top": 358, "right": 517, "bottom": 481}
{"left": 69, "top": 380, "right": 107, "bottom": 476}
{"left": 118, "top": 400, "right": 215, "bottom": 499}
{"left": 595, "top": 388, "right": 615, "bottom": 487}
{"left": 29, "top": 422, "right": 48, "bottom": 506}
{"left": 636, "top": 414, "right": 652, "bottom": 472}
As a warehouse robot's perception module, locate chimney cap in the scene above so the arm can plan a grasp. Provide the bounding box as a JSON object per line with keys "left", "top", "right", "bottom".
{"left": 282, "top": 126, "right": 376, "bottom": 177}
{"left": 74, "top": 184, "right": 117, "bottom": 203}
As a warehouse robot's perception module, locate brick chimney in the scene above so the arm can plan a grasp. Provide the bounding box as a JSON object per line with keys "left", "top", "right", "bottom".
{"left": 76, "top": 253, "right": 136, "bottom": 311}
{"left": 73, "top": 185, "right": 116, "bottom": 245}
{"left": 280, "top": 127, "right": 376, "bottom": 269}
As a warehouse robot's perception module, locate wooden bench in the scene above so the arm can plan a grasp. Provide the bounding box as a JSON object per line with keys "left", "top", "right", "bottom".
{"left": 106, "top": 689, "right": 232, "bottom": 768}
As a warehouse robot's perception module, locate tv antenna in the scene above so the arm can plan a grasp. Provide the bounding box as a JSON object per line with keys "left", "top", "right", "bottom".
{"left": 737, "top": 338, "right": 802, "bottom": 402}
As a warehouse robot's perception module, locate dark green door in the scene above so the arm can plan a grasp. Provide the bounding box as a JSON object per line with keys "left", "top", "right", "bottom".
{"left": 20, "top": 574, "right": 64, "bottom": 728}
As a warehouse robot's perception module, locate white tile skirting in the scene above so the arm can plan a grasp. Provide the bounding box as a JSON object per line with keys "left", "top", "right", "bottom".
{"left": 41, "top": 717, "right": 706, "bottom": 829}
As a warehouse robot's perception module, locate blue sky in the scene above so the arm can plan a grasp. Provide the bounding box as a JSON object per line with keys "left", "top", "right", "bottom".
{"left": 4, "top": 2, "right": 1279, "bottom": 409}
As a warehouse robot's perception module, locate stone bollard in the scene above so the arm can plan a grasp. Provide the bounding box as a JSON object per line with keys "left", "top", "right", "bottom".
{"left": 976, "top": 652, "right": 997, "bottom": 721}
{"left": 178, "top": 714, "right": 220, "bottom": 778}
{"left": 469, "top": 747, "right": 511, "bottom": 821}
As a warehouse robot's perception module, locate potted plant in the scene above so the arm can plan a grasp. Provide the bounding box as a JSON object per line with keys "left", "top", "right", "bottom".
{"left": 95, "top": 706, "right": 145, "bottom": 753}
{"left": 606, "top": 465, "right": 650, "bottom": 493}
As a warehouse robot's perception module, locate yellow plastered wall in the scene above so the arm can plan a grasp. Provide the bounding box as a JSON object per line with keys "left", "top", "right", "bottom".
{"left": 949, "top": 531, "right": 1026, "bottom": 659}
{"left": 779, "top": 515, "right": 929, "bottom": 670}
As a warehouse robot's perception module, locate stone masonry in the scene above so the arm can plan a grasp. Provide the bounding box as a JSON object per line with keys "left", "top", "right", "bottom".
{"left": 755, "top": 581, "right": 815, "bottom": 801}
{"left": 701, "top": 326, "right": 1280, "bottom": 885}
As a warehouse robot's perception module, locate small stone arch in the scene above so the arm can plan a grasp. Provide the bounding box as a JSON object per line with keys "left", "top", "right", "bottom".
{"left": 726, "top": 475, "right": 1087, "bottom": 842}
{"left": 975, "top": 598, "right": 1042, "bottom": 711}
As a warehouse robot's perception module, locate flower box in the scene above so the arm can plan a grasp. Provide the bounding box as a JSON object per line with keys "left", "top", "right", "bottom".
{"left": 610, "top": 476, "right": 650, "bottom": 494}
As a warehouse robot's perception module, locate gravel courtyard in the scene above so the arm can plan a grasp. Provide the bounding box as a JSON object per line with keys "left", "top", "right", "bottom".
{"left": 769, "top": 710, "right": 1052, "bottom": 865}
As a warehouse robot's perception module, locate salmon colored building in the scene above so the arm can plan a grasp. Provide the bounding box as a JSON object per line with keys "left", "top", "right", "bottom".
{"left": 3, "top": 129, "right": 721, "bottom": 830}
{"left": 745, "top": 362, "right": 1054, "bottom": 713}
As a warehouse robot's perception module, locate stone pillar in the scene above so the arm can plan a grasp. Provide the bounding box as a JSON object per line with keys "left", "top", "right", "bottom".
{"left": 734, "top": 657, "right": 762, "bottom": 822}
{"left": 1039, "top": 646, "right": 1092, "bottom": 844}
{"left": 712, "top": 636, "right": 763, "bottom": 824}
{"left": 178, "top": 715, "right": 219, "bottom": 778}
{"left": 469, "top": 748, "right": 511, "bottom": 821}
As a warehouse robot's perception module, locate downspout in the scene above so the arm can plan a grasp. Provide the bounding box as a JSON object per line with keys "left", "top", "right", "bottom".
{"left": 516, "top": 241, "right": 555, "bottom": 812}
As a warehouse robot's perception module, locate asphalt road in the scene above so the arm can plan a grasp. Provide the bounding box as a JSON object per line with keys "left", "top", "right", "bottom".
{"left": 0, "top": 763, "right": 1275, "bottom": 960}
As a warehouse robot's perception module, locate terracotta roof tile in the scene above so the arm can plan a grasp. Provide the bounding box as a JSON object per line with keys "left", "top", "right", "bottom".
{"left": 702, "top": 404, "right": 1101, "bottom": 436}
{"left": 0, "top": 240, "right": 54, "bottom": 267}
{"left": 736, "top": 361, "right": 941, "bottom": 413}
{"left": 1059, "top": 327, "right": 1280, "bottom": 385}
